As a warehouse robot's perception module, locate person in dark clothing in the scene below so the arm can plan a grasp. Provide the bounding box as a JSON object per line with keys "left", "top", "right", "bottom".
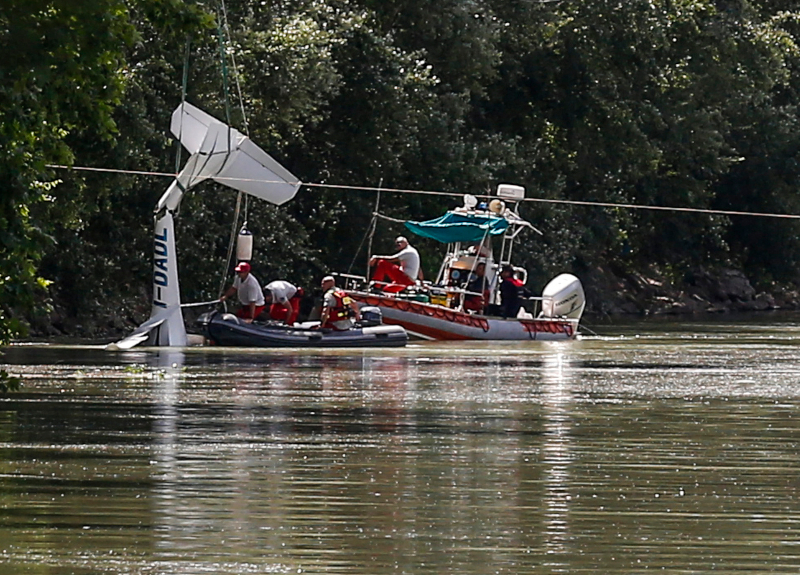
{"left": 499, "top": 265, "right": 529, "bottom": 318}
{"left": 464, "top": 262, "right": 488, "bottom": 313}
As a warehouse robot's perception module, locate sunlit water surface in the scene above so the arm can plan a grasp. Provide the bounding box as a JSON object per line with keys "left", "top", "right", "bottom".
{"left": 2, "top": 313, "right": 800, "bottom": 574}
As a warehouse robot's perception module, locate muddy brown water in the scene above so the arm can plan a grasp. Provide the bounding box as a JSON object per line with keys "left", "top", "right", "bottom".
{"left": 2, "top": 313, "right": 800, "bottom": 573}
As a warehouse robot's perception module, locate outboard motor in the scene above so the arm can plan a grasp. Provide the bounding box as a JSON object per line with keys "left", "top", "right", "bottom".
{"left": 196, "top": 310, "right": 239, "bottom": 329}
{"left": 541, "top": 274, "right": 585, "bottom": 319}
{"left": 360, "top": 306, "right": 383, "bottom": 327}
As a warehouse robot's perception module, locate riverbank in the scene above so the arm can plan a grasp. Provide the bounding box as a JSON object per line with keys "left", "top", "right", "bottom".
{"left": 23, "top": 264, "right": 800, "bottom": 341}
{"left": 581, "top": 263, "right": 800, "bottom": 318}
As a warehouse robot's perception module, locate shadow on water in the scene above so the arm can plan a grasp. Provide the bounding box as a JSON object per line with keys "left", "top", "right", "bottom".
{"left": 2, "top": 313, "right": 800, "bottom": 573}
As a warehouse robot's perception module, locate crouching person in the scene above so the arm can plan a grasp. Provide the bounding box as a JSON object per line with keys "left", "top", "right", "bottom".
{"left": 264, "top": 280, "right": 303, "bottom": 325}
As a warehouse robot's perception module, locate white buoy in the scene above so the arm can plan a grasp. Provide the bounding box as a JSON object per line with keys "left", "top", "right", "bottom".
{"left": 236, "top": 225, "right": 253, "bottom": 262}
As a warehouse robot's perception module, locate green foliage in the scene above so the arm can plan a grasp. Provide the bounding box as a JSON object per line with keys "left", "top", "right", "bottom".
{"left": 0, "top": 0, "right": 135, "bottom": 341}
{"left": 0, "top": 368, "right": 21, "bottom": 394}
{"left": 36, "top": 0, "right": 216, "bottom": 329}
{"left": 5, "top": 0, "right": 800, "bottom": 336}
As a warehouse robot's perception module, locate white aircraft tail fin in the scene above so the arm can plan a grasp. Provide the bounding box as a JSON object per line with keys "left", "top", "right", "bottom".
{"left": 113, "top": 102, "right": 300, "bottom": 349}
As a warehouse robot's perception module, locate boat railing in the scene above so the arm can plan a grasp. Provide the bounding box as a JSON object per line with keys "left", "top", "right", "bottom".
{"left": 377, "top": 283, "right": 494, "bottom": 314}
{"left": 522, "top": 295, "right": 546, "bottom": 318}
{"left": 333, "top": 272, "right": 367, "bottom": 290}
{"left": 345, "top": 277, "right": 559, "bottom": 319}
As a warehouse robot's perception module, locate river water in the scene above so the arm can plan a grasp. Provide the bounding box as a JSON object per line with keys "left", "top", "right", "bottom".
{"left": 1, "top": 312, "right": 800, "bottom": 574}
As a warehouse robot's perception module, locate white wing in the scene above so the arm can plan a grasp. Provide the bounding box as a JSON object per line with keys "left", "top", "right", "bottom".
{"left": 214, "top": 135, "right": 300, "bottom": 205}
{"left": 171, "top": 102, "right": 218, "bottom": 154}
{"left": 169, "top": 101, "right": 301, "bottom": 205}
{"left": 105, "top": 305, "right": 179, "bottom": 350}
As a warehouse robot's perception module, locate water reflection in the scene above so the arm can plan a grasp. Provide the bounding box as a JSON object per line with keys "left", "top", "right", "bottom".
{"left": 542, "top": 347, "right": 575, "bottom": 564}
{"left": 3, "top": 314, "right": 800, "bottom": 572}
{"left": 151, "top": 353, "right": 181, "bottom": 563}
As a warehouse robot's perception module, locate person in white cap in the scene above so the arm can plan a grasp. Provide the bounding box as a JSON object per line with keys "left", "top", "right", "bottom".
{"left": 319, "top": 275, "right": 360, "bottom": 330}
{"left": 220, "top": 261, "right": 265, "bottom": 323}
{"left": 368, "top": 236, "right": 421, "bottom": 288}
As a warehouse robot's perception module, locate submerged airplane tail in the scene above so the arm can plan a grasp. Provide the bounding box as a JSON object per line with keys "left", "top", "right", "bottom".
{"left": 147, "top": 211, "right": 186, "bottom": 346}
{"left": 108, "top": 102, "right": 301, "bottom": 350}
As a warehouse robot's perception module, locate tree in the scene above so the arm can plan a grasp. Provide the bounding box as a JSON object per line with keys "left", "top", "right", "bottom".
{"left": 35, "top": 0, "right": 218, "bottom": 333}
{"left": 0, "top": 0, "right": 135, "bottom": 387}
{"left": 9, "top": 0, "right": 800, "bottom": 342}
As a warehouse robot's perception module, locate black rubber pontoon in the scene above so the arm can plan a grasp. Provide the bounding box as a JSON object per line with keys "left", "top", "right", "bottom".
{"left": 198, "top": 311, "right": 408, "bottom": 348}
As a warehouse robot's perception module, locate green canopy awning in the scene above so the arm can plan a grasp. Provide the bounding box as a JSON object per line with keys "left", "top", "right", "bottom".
{"left": 404, "top": 211, "right": 509, "bottom": 244}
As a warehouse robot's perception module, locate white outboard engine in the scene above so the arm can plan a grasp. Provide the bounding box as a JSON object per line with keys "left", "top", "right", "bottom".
{"left": 540, "top": 274, "right": 585, "bottom": 319}
{"left": 360, "top": 306, "right": 383, "bottom": 327}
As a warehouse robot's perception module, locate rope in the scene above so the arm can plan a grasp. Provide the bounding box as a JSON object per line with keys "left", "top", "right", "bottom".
{"left": 214, "top": 4, "right": 232, "bottom": 130}
{"left": 366, "top": 185, "right": 382, "bottom": 275}
{"left": 45, "top": 164, "right": 800, "bottom": 221}
{"left": 181, "top": 298, "right": 222, "bottom": 308}
{"left": 214, "top": 0, "right": 251, "bottom": 295}
{"left": 175, "top": 38, "right": 191, "bottom": 174}
{"left": 219, "top": 0, "right": 249, "bottom": 137}
{"left": 373, "top": 212, "right": 407, "bottom": 224}
{"left": 217, "top": 0, "right": 251, "bottom": 231}
{"left": 346, "top": 220, "right": 371, "bottom": 275}
{"left": 47, "top": 165, "right": 175, "bottom": 177}
{"left": 346, "top": 181, "right": 382, "bottom": 275}
{"left": 219, "top": 191, "right": 243, "bottom": 296}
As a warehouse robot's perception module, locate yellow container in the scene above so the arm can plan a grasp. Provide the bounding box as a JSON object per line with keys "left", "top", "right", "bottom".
{"left": 430, "top": 294, "right": 447, "bottom": 306}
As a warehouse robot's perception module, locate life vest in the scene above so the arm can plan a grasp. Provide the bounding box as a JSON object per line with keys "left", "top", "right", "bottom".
{"left": 326, "top": 289, "right": 356, "bottom": 321}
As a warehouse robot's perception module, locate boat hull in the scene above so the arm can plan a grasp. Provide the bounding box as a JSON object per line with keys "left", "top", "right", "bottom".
{"left": 348, "top": 292, "right": 578, "bottom": 341}
{"left": 198, "top": 311, "right": 408, "bottom": 348}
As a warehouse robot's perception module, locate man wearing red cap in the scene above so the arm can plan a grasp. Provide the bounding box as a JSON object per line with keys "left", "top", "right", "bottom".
{"left": 220, "top": 262, "right": 266, "bottom": 323}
